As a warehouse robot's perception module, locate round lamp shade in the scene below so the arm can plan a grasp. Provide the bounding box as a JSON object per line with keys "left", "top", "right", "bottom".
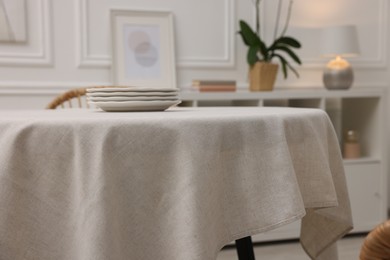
{"left": 321, "top": 25, "right": 360, "bottom": 57}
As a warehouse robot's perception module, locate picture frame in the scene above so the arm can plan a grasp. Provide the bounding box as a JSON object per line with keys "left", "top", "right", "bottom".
{"left": 110, "top": 9, "right": 177, "bottom": 89}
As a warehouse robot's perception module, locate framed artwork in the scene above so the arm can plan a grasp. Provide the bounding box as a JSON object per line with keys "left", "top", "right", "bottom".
{"left": 110, "top": 9, "right": 177, "bottom": 89}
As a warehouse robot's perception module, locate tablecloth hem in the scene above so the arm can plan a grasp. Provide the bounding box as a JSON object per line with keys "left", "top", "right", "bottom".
{"left": 304, "top": 200, "right": 338, "bottom": 209}
{"left": 300, "top": 225, "right": 353, "bottom": 259}
{"left": 214, "top": 211, "right": 306, "bottom": 259}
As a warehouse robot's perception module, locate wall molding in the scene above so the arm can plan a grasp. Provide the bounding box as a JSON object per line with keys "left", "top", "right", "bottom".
{"left": 177, "top": 0, "right": 236, "bottom": 68}
{"left": 76, "top": 0, "right": 111, "bottom": 68}
{"left": 0, "top": 81, "right": 387, "bottom": 96}
{"left": 76, "top": 0, "right": 236, "bottom": 69}
{"left": 260, "top": 0, "right": 388, "bottom": 69}
{"left": 302, "top": 0, "right": 388, "bottom": 68}
{"left": 0, "top": 81, "right": 111, "bottom": 95}
{"left": 0, "top": 0, "right": 53, "bottom": 66}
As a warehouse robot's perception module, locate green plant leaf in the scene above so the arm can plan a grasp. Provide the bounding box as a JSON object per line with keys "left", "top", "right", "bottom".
{"left": 272, "top": 53, "right": 300, "bottom": 78}
{"left": 238, "top": 20, "right": 269, "bottom": 61}
{"left": 258, "top": 41, "right": 268, "bottom": 61}
{"left": 273, "top": 54, "right": 288, "bottom": 79}
{"left": 280, "top": 59, "right": 288, "bottom": 79}
{"left": 272, "top": 46, "right": 302, "bottom": 65}
{"left": 238, "top": 31, "right": 250, "bottom": 46}
{"left": 238, "top": 20, "right": 260, "bottom": 46}
{"left": 276, "top": 36, "right": 301, "bottom": 48}
{"left": 247, "top": 45, "right": 259, "bottom": 65}
{"left": 285, "top": 62, "right": 299, "bottom": 78}
{"left": 238, "top": 19, "right": 301, "bottom": 66}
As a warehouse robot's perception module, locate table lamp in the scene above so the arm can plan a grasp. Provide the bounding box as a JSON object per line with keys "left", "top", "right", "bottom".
{"left": 321, "top": 25, "right": 360, "bottom": 90}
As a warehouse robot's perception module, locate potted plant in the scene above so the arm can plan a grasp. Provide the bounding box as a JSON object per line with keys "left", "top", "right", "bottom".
{"left": 238, "top": 0, "right": 302, "bottom": 91}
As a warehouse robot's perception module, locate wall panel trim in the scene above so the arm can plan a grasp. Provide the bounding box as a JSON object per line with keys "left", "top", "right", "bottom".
{"left": 0, "top": 82, "right": 111, "bottom": 95}
{"left": 177, "top": 0, "right": 236, "bottom": 68}
{"left": 0, "top": 82, "right": 387, "bottom": 95}
{"left": 299, "top": 0, "right": 388, "bottom": 69}
{"left": 76, "top": 0, "right": 236, "bottom": 69}
{"left": 0, "top": 0, "right": 53, "bottom": 66}
{"left": 76, "top": 0, "right": 111, "bottom": 68}
{"left": 260, "top": 0, "right": 388, "bottom": 69}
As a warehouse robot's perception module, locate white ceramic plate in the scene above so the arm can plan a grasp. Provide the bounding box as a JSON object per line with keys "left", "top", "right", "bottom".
{"left": 88, "top": 96, "right": 178, "bottom": 102}
{"left": 89, "top": 100, "right": 181, "bottom": 112}
{"left": 86, "top": 91, "right": 178, "bottom": 97}
{"left": 87, "top": 87, "right": 177, "bottom": 93}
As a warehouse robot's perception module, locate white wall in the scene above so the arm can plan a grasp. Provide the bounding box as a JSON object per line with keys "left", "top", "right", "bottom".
{"left": 0, "top": 0, "right": 388, "bottom": 109}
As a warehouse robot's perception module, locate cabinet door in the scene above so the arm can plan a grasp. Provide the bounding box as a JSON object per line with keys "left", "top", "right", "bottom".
{"left": 344, "top": 162, "right": 385, "bottom": 232}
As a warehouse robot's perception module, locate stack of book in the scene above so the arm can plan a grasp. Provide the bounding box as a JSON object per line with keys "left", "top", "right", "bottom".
{"left": 192, "top": 80, "right": 236, "bottom": 92}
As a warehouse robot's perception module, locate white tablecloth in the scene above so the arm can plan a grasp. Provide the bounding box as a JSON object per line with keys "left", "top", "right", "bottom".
{"left": 0, "top": 107, "right": 352, "bottom": 260}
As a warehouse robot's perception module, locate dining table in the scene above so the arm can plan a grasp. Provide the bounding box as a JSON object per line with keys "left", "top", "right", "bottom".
{"left": 0, "top": 107, "right": 352, "bottom": 260}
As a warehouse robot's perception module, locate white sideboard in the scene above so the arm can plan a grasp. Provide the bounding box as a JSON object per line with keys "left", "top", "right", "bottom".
{"left": 179, "top": 87, "right": 388, "bottom": 242}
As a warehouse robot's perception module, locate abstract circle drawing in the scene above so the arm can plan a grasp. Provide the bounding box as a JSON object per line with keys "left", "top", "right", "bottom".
{"left": 128, "top": 31, "right": 158, "bottom": 67}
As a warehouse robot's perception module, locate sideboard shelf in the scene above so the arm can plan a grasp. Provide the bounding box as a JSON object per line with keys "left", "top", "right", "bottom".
{"left": 343, "top": 157, "right": 381, "bottom": 165}
{"left": 179, "top": 87, "right": 388, "bottom": 242}
{"left": 179, "top": 87, "right": 385, "bottom": 101}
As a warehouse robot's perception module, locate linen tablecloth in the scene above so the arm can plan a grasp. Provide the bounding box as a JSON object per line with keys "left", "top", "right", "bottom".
{"left": 0, "top": 107, "right": 352, "bottom": 260}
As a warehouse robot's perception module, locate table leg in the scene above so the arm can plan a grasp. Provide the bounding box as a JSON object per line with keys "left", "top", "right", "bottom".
{"left": 235, "top": 236, "right": 256, "bottom": 260}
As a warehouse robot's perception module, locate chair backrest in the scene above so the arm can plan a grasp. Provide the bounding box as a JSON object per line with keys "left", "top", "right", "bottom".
{"left": 46, "top": 88, "right": 89, "bottom": 109}
{"left": 359, "top": 220, "right": 390, "bottom": 259}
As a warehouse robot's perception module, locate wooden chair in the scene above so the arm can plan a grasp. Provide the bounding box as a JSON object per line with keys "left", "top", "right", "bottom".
{"left": 360, "top": 219, "right": 390, "bottom": 259}
{"left": 46, "top": 88, "right": 89, "bottom": 109}
{"left": 46, "top": 86, "right": 130, "bottom": 109}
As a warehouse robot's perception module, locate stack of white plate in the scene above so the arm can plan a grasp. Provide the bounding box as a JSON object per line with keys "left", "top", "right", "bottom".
{"left": 86, "top": 87, "right": 181, "bottom": 112}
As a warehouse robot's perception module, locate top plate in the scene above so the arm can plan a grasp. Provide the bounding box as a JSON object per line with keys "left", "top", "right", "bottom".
{"left": 87, "top": 87, "right": 178, "bottom": 93}
{"left": 86, "top": 91, "right": 178, "bottom": 97}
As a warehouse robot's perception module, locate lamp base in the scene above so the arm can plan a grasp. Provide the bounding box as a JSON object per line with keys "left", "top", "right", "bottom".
{"left": 323, "top": 57, "right": 354, "bottom": 90}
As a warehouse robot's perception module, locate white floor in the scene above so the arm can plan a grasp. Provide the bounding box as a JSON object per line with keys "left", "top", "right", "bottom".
{"left": 217, "top": 236, "right": 365, "bottom": 260}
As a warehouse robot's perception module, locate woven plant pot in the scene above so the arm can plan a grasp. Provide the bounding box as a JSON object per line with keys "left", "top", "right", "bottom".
{"left": 249, "top": 62, "right": 278, "bottom": 91}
